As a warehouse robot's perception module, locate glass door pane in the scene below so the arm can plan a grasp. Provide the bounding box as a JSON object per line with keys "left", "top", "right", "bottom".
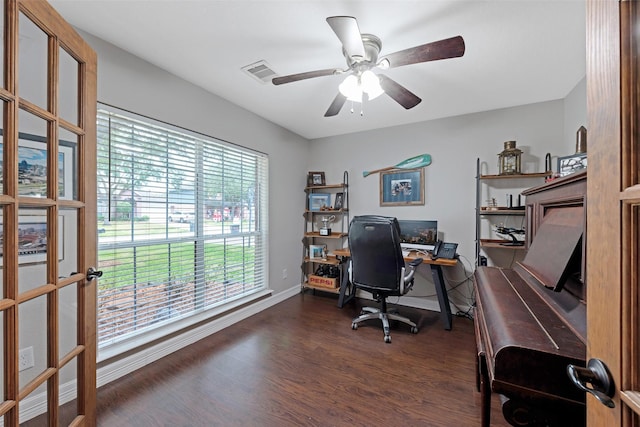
{"left": 58, "top": 127, "right": 78, "bottom": 201}
{"left": 58, "top": 47, "right": 79, "bottom": 126}
{"left": 18, "top": 12, "right": 48, "bottom": 110}
{"left": 17, "top": 110, "right": 48, "bottom": 198}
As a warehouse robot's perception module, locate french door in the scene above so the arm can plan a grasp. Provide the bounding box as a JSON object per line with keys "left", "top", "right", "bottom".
{"left": 0, "top": 1, "right": 97, "bottom": 425}
{"left": 587, "top": 0, "right": 640, "bottom": 425}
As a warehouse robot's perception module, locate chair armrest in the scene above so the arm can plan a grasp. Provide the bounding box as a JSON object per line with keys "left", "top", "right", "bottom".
{"left": 400, "top": 258, "right": 424, "bottom": 294}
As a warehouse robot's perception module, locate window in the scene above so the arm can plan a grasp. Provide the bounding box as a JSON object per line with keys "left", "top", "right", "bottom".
{"left": 96, "top": 106, "right": 268, "bottom": 351}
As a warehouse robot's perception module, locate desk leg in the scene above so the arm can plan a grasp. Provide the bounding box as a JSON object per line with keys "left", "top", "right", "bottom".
{"left": 337, "top": 256, "right": 355, "bottom": 308}
{"left": 430, "top": 264, "right": 452, "bottom": 330}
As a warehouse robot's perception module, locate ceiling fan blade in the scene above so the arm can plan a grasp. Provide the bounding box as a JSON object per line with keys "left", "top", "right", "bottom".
{"left": 378, "top": 74, "right": 422, "bottom": 109}
{"left": 380, "top": 35, "right": 465, "bottom": 69}
{"left": 272, "top": 68, "right": 339, "bottom": 85}
{"left": 326, "top": 16, "right": 366, "bottom": 59}
{"left": 324, "top": 93, "right": 347, "bottom": 117}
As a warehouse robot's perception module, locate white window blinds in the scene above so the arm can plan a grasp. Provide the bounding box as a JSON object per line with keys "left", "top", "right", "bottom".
{"left": 96, "top": 106, "right": 268, "bottom": 348}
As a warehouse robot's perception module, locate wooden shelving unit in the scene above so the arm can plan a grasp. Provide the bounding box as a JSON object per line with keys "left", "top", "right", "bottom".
{"left": 301, "top": 172, "right": 349, "bottom": 293}
{"left": 475, "top": 158, "right": 550, "bottom": 266}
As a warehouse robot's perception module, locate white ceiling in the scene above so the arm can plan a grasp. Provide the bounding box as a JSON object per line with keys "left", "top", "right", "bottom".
{"left": 48, "top": 0, "right": 586, "bottom": 140}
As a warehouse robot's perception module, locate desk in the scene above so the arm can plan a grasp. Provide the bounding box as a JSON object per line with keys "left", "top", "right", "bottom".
{"left": 332, "top": 248, "right": 457, "bottom": 330}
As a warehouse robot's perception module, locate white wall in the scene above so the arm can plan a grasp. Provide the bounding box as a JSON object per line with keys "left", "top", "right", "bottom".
{"left": 564, "top": 76, "right": 588, "bottom": 155}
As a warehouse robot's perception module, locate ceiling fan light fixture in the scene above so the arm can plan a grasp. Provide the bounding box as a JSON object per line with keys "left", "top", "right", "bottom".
{"left": 339, "top": 74, "right": 363, "bottom": 102}
{"left": 339, "top": 71, "right": 384, "bottom": 103}
{"left": 361, "top": 70, "right": 384, "bottom": 100}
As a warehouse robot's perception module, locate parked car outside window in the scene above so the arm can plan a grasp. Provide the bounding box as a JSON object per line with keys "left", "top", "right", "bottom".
{"left": 168, "top": 212, "right": 195, "bottom": 223}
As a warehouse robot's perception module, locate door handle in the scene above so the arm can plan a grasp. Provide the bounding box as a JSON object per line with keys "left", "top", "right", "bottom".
{"left": 567, "top": 358, "right": 615, "bottom": 408}
{"left": 86, "top": 267, "right": 103, "bottom": 281}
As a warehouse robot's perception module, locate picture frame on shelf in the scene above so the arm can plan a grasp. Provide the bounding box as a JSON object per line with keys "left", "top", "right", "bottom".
{"left": 334, "top": 192, "right": 344, "bottom": 210}
{"left": 309, "top": 244, "right": 326, "bottom": 259}
{"left": 308, "top": 193, "right": 331, "bottom": 211}
{"left": 380, "top": 168, "right": 425, "bottom": 206}
{"left": 557, "top": 153, "right": 587, "bottom": 177}
{"left": 307, "top": 171, "right": 325, "bottom": 187}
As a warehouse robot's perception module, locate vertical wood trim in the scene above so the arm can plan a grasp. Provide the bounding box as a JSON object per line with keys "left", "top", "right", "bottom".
{"left": 586, "top": 0, "right": 622, "bottom": 424}
{"left": 620, "top": 1, "right": 640, "bottom": 423}
{"left": 4, "top": 1, "right": 19, "bottom": 425}
{"left": 79, "top": 53, "right": 97, "bottom": 426}
{"left": 47, "top": 31, "right": 60, "bottom": 427}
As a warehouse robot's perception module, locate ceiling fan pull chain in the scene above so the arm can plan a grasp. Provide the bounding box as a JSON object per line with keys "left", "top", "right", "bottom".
{"left": 350, "top": 101, "right": 355, "bottom": 114}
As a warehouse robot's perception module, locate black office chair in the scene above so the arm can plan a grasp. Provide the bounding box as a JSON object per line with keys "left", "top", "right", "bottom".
{"left": 348, "top": 215, "right": 423, "bottom": 343}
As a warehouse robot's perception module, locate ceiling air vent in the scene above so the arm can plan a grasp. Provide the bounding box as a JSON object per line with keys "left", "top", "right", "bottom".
{"left": 241, "top": 60, "right": 277, "bottom": 84}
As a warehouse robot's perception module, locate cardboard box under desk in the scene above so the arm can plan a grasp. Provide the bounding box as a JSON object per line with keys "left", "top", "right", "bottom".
{"left": 308, "top": 275, "right": 339, "bottom": 289}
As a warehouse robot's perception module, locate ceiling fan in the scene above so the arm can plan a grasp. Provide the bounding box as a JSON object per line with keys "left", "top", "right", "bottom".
{"left": 272, "top": 16, "right": 465, "bottom": 117}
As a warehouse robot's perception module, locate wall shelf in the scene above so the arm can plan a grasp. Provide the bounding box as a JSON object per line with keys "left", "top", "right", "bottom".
{"left": 479, "top": 171, "right": 551, "bottom": 180}
{"left": 303, "top": 232, "right": 348, "bottom": 239}
{"left": 479, "top": 239, "right": 528, "bottom": 249}
{"left": 479, "top": 209, "right": 525, "bottom": 216}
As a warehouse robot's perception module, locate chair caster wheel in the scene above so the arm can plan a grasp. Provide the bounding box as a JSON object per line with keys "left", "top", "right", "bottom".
{"left": 384, "top": 335, "right": 391, "bottom": 343}
{"left": 351, "top": 322, "right": 358, "bottom": 330}
{"left": 411, "top": 326, "right": 418, "bottom": 334}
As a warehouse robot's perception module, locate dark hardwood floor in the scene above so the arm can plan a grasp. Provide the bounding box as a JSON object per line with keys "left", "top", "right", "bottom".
{"left": 28, "top": 293, "right": 511, "bottom": 426}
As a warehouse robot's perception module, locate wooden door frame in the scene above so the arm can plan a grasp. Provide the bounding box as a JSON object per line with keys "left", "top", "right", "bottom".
{"left": 0, "top": 1, "right": 97, "bottom": 425}
{"left": 586, "top": 0, "right": 640, "bottom": 424}
{"left": 586, "top": 0, "right": 621, "bottom": 424}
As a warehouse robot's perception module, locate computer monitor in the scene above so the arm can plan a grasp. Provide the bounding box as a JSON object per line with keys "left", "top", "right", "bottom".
{"left": 397, "top": 220, "right": 438, "bottom": 251}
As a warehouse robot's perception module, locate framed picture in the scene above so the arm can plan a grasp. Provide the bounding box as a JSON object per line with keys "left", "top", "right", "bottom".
{"left": 309, "top": 244, "right": 326, "bottom": 259}
{"left": 557, "top": 153, "right": 587, "bottom": 177}
{"left": 308, "top": 193, "right": 331, "bottom": 211}
{"left": 0, "top": 132, "right": 75, "bottom": 199}
{"left": 380, "top": 168, "right": 425, "bottom": 206}
{"left": 307, "top": 171, "right": 326, "bottom": 187}
{"left": 334, "top": 192, "right": 344, "bottom": 210}
{"left": 0, "top": 214, "right": 64, "bottom": 265}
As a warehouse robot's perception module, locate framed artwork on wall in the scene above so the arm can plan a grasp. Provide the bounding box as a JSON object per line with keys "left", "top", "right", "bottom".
{"left": 0, "top": 214, "right": 64, "bottom": 265}
{"left": 0, "top": 132, "right": 75, "bottom": 199}
{"left": 380, "top": 168, "right": 425, "bottom": 206}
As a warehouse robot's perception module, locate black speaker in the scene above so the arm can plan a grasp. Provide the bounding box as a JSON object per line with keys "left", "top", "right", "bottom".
{"left": 479, "top": 255, "right": 488, "bottom": 266}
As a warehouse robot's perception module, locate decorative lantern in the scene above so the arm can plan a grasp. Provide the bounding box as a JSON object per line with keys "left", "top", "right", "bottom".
{"left": 498, "top": 141, "right": 522, "bottom": 175}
